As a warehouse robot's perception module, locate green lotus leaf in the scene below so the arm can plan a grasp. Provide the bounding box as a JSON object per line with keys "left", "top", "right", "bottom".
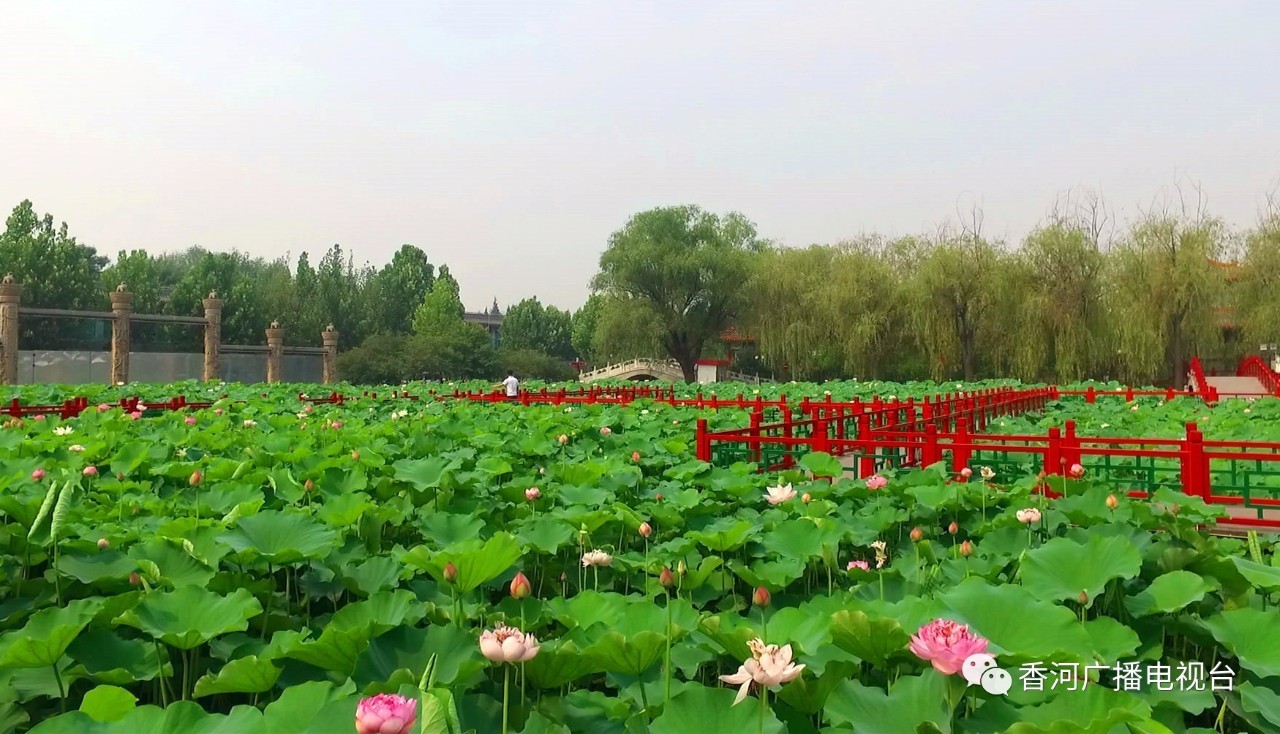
{"left": 219, "top": 510, "right": 339, "bottom": 564}
{"left": 524, "top": 639, "right": 604, "bottom": 689}
{"left": 687, "top": 518, "right": 756, "bottom": 552}
{"left": 1019, "top": 534, "right": 1142, "bottom": 606}
{"left": 1230, "top": 556, "right": 1280, "bottom": 592}
{"left": 937, "top": 578, "right": 1093, "bottom": 661}
{"left": 261, "top": 680, "right": 358, "bottom": 734}
{"left": 515, "top": 517, "right": 576, "bottom": 554}
{"left": 354, "top": 623, "right": 483, "bottom": 690}
{"left": 1125, "top": 570, "right": 1217, "bottom": 616}
{"left": 128, "top": 538, "right": 216, "bottom": 589}
{"left": 649, "top": 685, "right": 786, "bottom": 734}
{"left": 823, "top": 673, "right": 951, "bottom": 733}
{"left": 68, "top": 629, "right": 167, "bottom": 685}
{"left": 584, "top": 631, "right": 665, "bottom": 676}
{"left": 1238, "top": 680, "right": 1280, "bottom": 730}
{"left": 342, "top": 555, "right": 405, "bottom": 597}
{"left": 1203, "top": 607, "right": 1280, "bottom": 678}
{"left": 829, "top": 610, "right": 910, "bottom": 667}
{"left": 418, "top": 512, "right": 486, "bottom": 547}
{"left": 961, "top": 685, "right": 1153, "bottom": 733}
{"left": 799, "top": 451, "right": 842, "bottom": 478}
{"left": 115, "top": 587, "right": 262, "bottom": 650}
{"left": 316, "top": 492, "right": 372, "bottom": 528}
{"left": 79, "top": 685, "right": 137, "bottom": 722}
{"left": 0, "top": 598, "right": 103, "bottom": 668}
{"left": 28, "top": 700, "right": 267, "bottom": 734}
{"left": 545, "top": 590, "right": 629, "bottom": 632}
{"left": 404, "top": 532, "right": 521, "bottom": 593}
{"left": 56, "top": 551, "right": 137, "bottom": 584}
{"left": 193, "top": 655, "right": 281, "bottom": 697}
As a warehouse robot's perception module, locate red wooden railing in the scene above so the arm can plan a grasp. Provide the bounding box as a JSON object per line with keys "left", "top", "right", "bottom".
{"left": 1238, "top": 355, "right": 1280, "bottom": 397}
{"left": 1189, "top": 355, "right": 1219, "bottom": 403}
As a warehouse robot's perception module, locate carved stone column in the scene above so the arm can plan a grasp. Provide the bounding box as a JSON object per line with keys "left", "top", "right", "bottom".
{"left": 265, "top": 320, "right": 284, "bottom": 384}
{"left": 321, "top": 324, "right": 339, "bottom": 384}
{"left": 0, "top": 275, "right": 21, "bottom": 385}
{"left": 108, "top": 284, "right": 133, "bottom": 385}
{"left": 203, "top": 291, "right": 222, "bottom": 382}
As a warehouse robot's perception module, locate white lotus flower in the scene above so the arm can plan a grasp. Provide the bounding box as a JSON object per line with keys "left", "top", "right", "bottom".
{"left": 719, "top": 639, "right": 806, "bottom": 705}
{"left": 68, "top": 444, "right": 85, "bottom": 453}
{"left": 53, "top": 426, "right": 73, "bottom": 436}
{"left": 765, "top": 483, "right": 796, "bottom": 505}
{"left": 243, "top": 419, "right": 257, "bottom": 427}
{"left": 581, "top": 549, "right": 613, "bottom": 568}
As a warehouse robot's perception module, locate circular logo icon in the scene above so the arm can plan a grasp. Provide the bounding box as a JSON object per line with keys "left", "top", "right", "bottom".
{"left": 964, "top": 654, "right": 1012, "bottom": 695}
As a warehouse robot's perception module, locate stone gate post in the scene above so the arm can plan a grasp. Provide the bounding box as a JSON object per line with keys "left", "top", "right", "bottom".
{"left": 109, "top": 284, "right": 133, "bottom": 385}
{"left": 203, "top": 291, "right": 222, "bottom": 382}
{"left": 322, "top": 324, "right": 339, "bottom": 384}
{"left": 0, "top": 275, "right": 21, "bottom": 385}
{"left": 266, "top": 320, "right": 284, "bottom": 384}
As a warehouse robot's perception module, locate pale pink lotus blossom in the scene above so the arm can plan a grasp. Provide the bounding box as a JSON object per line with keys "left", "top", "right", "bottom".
{"left": 479, "top": 626, "right": 541, "bottom": 663}
{"left": 1016, "top": 508, "right": 1041, "bottom": 524}
{"left": 184, "top": 416, "right": 197, "bottom": 425}
{"left": 525, "top": 487, "right": 540, "bottom": 501}
{"left": 355, "top": 694, "right": 417, "bottom": 734}
{"left": 243, "top": 419, "right": 257, "bottom": 428}
{"left": 980, "top": 466, "right": 995, "bottom": 480}
{"left": 33, "top": 414, "right": 46, "bottom": 422}
{"left": 83, "top": 466, "right": 98, "bottom": 477}
{"left": 69, "top": 444, "right": 85, "bottom": 453}
{"left": 765, "top": 483, "right": 796, "bottom": 505}
{"left": 31, "top": 468, "right": 45, "bottom": 481}
{"left": 847, "top": 560, "right": 870, "bottom": 571}
{"left": 719, "top": 639, "right": 806, "bottom": 705}
{"left": 959, "top": 467, "right": 973, "bottom": 479}
{"left": 909, "top": 619, "right": 990, "bottom": 675}
{"left": 97, "top": 404, "right": 110, "bottom": 412}
{"left": 214, "top": 408, "right": 224, "bottom": 415}
{"left": 581, "top": 549, "right": 613, "bottom": 568}
{"left": 1069, "top": 463, "right": 1085, "bottom": 478}
{"left": 557, "top": 434, "right": 569, "bottom": 445}
{"left": 130, "top": 411, "right": 143, "bottom": 420}
{"left": 871, "top": 540, "right": 888, "bottom": 568}
{"left": 638, "top": 522, "right": 652, "bottom": 538}
{"left": 865, "top": 475, "right": 888, "bottom": 490}
{"left": 599, "top": 426, "right": 612, "bottom": 436}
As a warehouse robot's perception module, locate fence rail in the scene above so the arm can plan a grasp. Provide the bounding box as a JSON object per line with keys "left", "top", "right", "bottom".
{"left": 1238, "top": 355, "right": 1280, "bottom": 397}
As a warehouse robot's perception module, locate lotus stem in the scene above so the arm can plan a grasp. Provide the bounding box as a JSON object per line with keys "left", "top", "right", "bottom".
{"left": 758, "top": 686, "right": 767, "bottom": 734}
{"left": 664, "top": 593, "right": 673, "bottom": 706}
{"left": 502, "top": 664, "right": 511, "bottom": 734}
{"left": 52, "top": 663, "right": 66, "bottom": 712}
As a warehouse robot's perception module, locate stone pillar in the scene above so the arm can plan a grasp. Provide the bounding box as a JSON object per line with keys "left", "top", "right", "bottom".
{"left": 266, "top": 320, "right": 284, "bottom": 384}
{"left": 0, "top": 275, "right": 21, "bottom": 386}
{"left": 203, "top": 291, "right": 222, "bottom": 382}
{"left": 108, "top": 284, "right": 134, "bottom": 385}
{"left": 322, "top": 324, "right": 339, "bottom": 384}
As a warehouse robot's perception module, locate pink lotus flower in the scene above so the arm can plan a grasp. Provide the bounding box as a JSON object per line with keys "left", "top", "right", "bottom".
{"left": 847, "top": 560, "right": 870, "bottom": 571}
{"left": 130, "top": 411, "right": 143, "bottom": 420}
{"left": 97, "top": 538, "right": 109, "bottom": 550}
{"left": 719, "top": 639, "right": 806, "bottom": 705}
{"left": 1069, "top": 463, "right": 1085, "bottom": 478}
{"left": 557, "top": 434, "right": 568, "bottom": 445}
{"left": 865, "top": 475, "right": 888, "bottom": 490}
{"left": 479, "top": 626, "right": 541, "bottom": 663}
{"left": 525, "top": 487, "right": 540, "bottom": 501}
{"left": 214, "top": 408, "right": 224, "bottom": 416}
{"left": 31, "top": 468, "right": 45, "bottom": 481}
{"left": 184, "top": 416, "right": 197, "bottom": 425}
{"left": 83, "top": 466, "right": 98, "bottom": 477}
{"left": 355, "top": 694, "right": 417, "bottom": 734}
{"left": 909, "top": 619, "right": 989, "bottom": 675}
{"left": 33, "top": 414, "right": 46, "bottom": 422}
{"left": 331, "top": 421, "right": 343, "bottom": 429}
{"left": 97, "top": 404, "right": 110, "bottom": 412}
{"left": 959, "top": 467, "right": 973, "bottom": 479}
{"left": 1016, "top": 508, "right": 1041, "bottom": 524}
{"left": 765, "top": 483, "right": 796, "bottom": 505}
{"left": 638, "top": 522, "right": 652, "bottom": 538}
{"left": 599, "top": 426, "right": 612, "bottom": 436}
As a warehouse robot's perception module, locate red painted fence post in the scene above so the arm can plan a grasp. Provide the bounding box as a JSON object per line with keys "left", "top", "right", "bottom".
{"left": 696, "top": 419, "right": 710, "bottom": 462}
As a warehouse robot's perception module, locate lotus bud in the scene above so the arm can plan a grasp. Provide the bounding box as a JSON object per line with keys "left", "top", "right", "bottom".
{"left": 959, "top": 540, "right": 974, "bottom": 557}
{"left": 1170, "top": 503, "right": 1181, "bottom": 516}
{"left": 1069, "top": 463, "right": 1085, "bottom": 478}
{"left": 655, "top": 493, "right": 664, "bottom": 502}
{"left": 304, "top": 479, "right": 315, "bottom": 493}
{"left": 443, "top": 562, "right": 458, "bottom": 583}
{"left": 117, "top": 472, "right": 125, "bottom": 480}
{"left": 189, "top": 470, "right": 203, "bottom": 486}
{"left": 638, "top": 522, "right": 652, "bottom": 539}
{"left": 960, "top": 467, "right": 972, "bottom": 479}
{"left": 351, "top": 450, "right": 360, "bottom": 460}
{"left": 129, "top": 572, "right": 141, "bottom": 586}
{"left": 659, "top": 567, "right": 675, "bottom": 587}
{"left": 184, "top": 416, "right": 197, "bottom": 425}
{"left": 97, "top": 538, "right": 110, "bottom": 550}
{"left": 910, "top": 527, "right": 924, "bottom": 542}
{"left": 1106, "top": 494, "right": 1119, "bottom": 510}
{"left": 1077, "top": 590, "right": 1089, "bottom": 605}
{"left": 948, "top": 521, "right": 958, "bottom": 535}
{"left": 509, "top": 572, "right": 531, "bottom": 600}
{"left": 83, "top": 465, "right": 98, "bottom": 477}
{"left": 557, "top": 434, "right": 569, "bottom": 445}
{"left": 525, "top": 487, "right": 540, "bottom": 501}
{"left": 752, "top": 586, "right": 771, "bottom": 607}
{"left": 31, "top": 468, "right": 45, "bottom": 481}
{"left": 632, "top": 451, "right": 641, "bottom": 462}
{"left": 801, "top": 492, "right": 812, "bottom": 503}
{"left": 677, "top": 560, "right": 687, "bottom": 576}
{"left": 600, "top": 426, "right": 612, "bottom": 436}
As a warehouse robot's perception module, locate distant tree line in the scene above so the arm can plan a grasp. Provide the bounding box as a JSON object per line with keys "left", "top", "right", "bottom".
{"left": 6, "top": 182, "right": 1279, "bottom": 386}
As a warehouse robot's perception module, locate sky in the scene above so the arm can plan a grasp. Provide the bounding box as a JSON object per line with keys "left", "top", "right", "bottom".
{"left": 2, "top": 1, "right": 1278, "bottom": 312}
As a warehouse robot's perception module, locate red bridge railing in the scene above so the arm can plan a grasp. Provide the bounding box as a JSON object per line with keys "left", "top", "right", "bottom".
{"left": 1238, "top": 355, "right": 1280, "bottom": 397}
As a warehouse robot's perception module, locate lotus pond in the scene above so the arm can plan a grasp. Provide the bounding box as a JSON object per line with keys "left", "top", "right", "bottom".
{"left": 1, "top": 381, "right": 1279, "bottom": 733}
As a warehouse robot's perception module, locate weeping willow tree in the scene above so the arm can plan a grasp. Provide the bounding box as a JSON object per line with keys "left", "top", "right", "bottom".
{"left": 1014, "top": 220, "right": 1109, "bottom": 381}
{"left": 744, "top": 241, "right": 907, "bottom": 380}
{"left": 1106, "top": 207, "right": 1227, "bottom": 385}
{"left": 904, "top": 231, "right": 1007, "bottom": 380}
{"left": 1235, "top": 211, "right": 1280, "bottom": 348}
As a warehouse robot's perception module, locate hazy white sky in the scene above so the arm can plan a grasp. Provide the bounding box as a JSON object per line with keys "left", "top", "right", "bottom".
{"left": 3, "top": 1, "right": 1278, "bottom": 311}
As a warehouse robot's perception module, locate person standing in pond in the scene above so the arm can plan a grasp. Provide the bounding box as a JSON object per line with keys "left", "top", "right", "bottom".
{"left": 496, "top": 371, "right": 520, "bottom": 401}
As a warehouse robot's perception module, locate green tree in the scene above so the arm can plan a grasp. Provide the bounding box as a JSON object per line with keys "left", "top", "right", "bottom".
{"left": 1107, "top": 206, "right": 1226, "bottom": 385}
{"left": 367, "top": 245, "right": 434, "bottom": 335}
{"left": 412, "top": 266, "right": 464, "bottom": 335}
{"left": 1235, "top": 211, "right": 1280, "bottom": 350}
{"left": 571, "top": 294, "right": 603, "bottom": 362}
{"left": 102, "top": 250, "right": 164, "bottom": 314}
{"left": 0, "top": 200, "right": 107, "bottom": 310}
{"left": 591, "top": 206, "right": 762, "bottom": 381}
{"left": 501, "top": 297, "right": 574, "bottom": 360}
